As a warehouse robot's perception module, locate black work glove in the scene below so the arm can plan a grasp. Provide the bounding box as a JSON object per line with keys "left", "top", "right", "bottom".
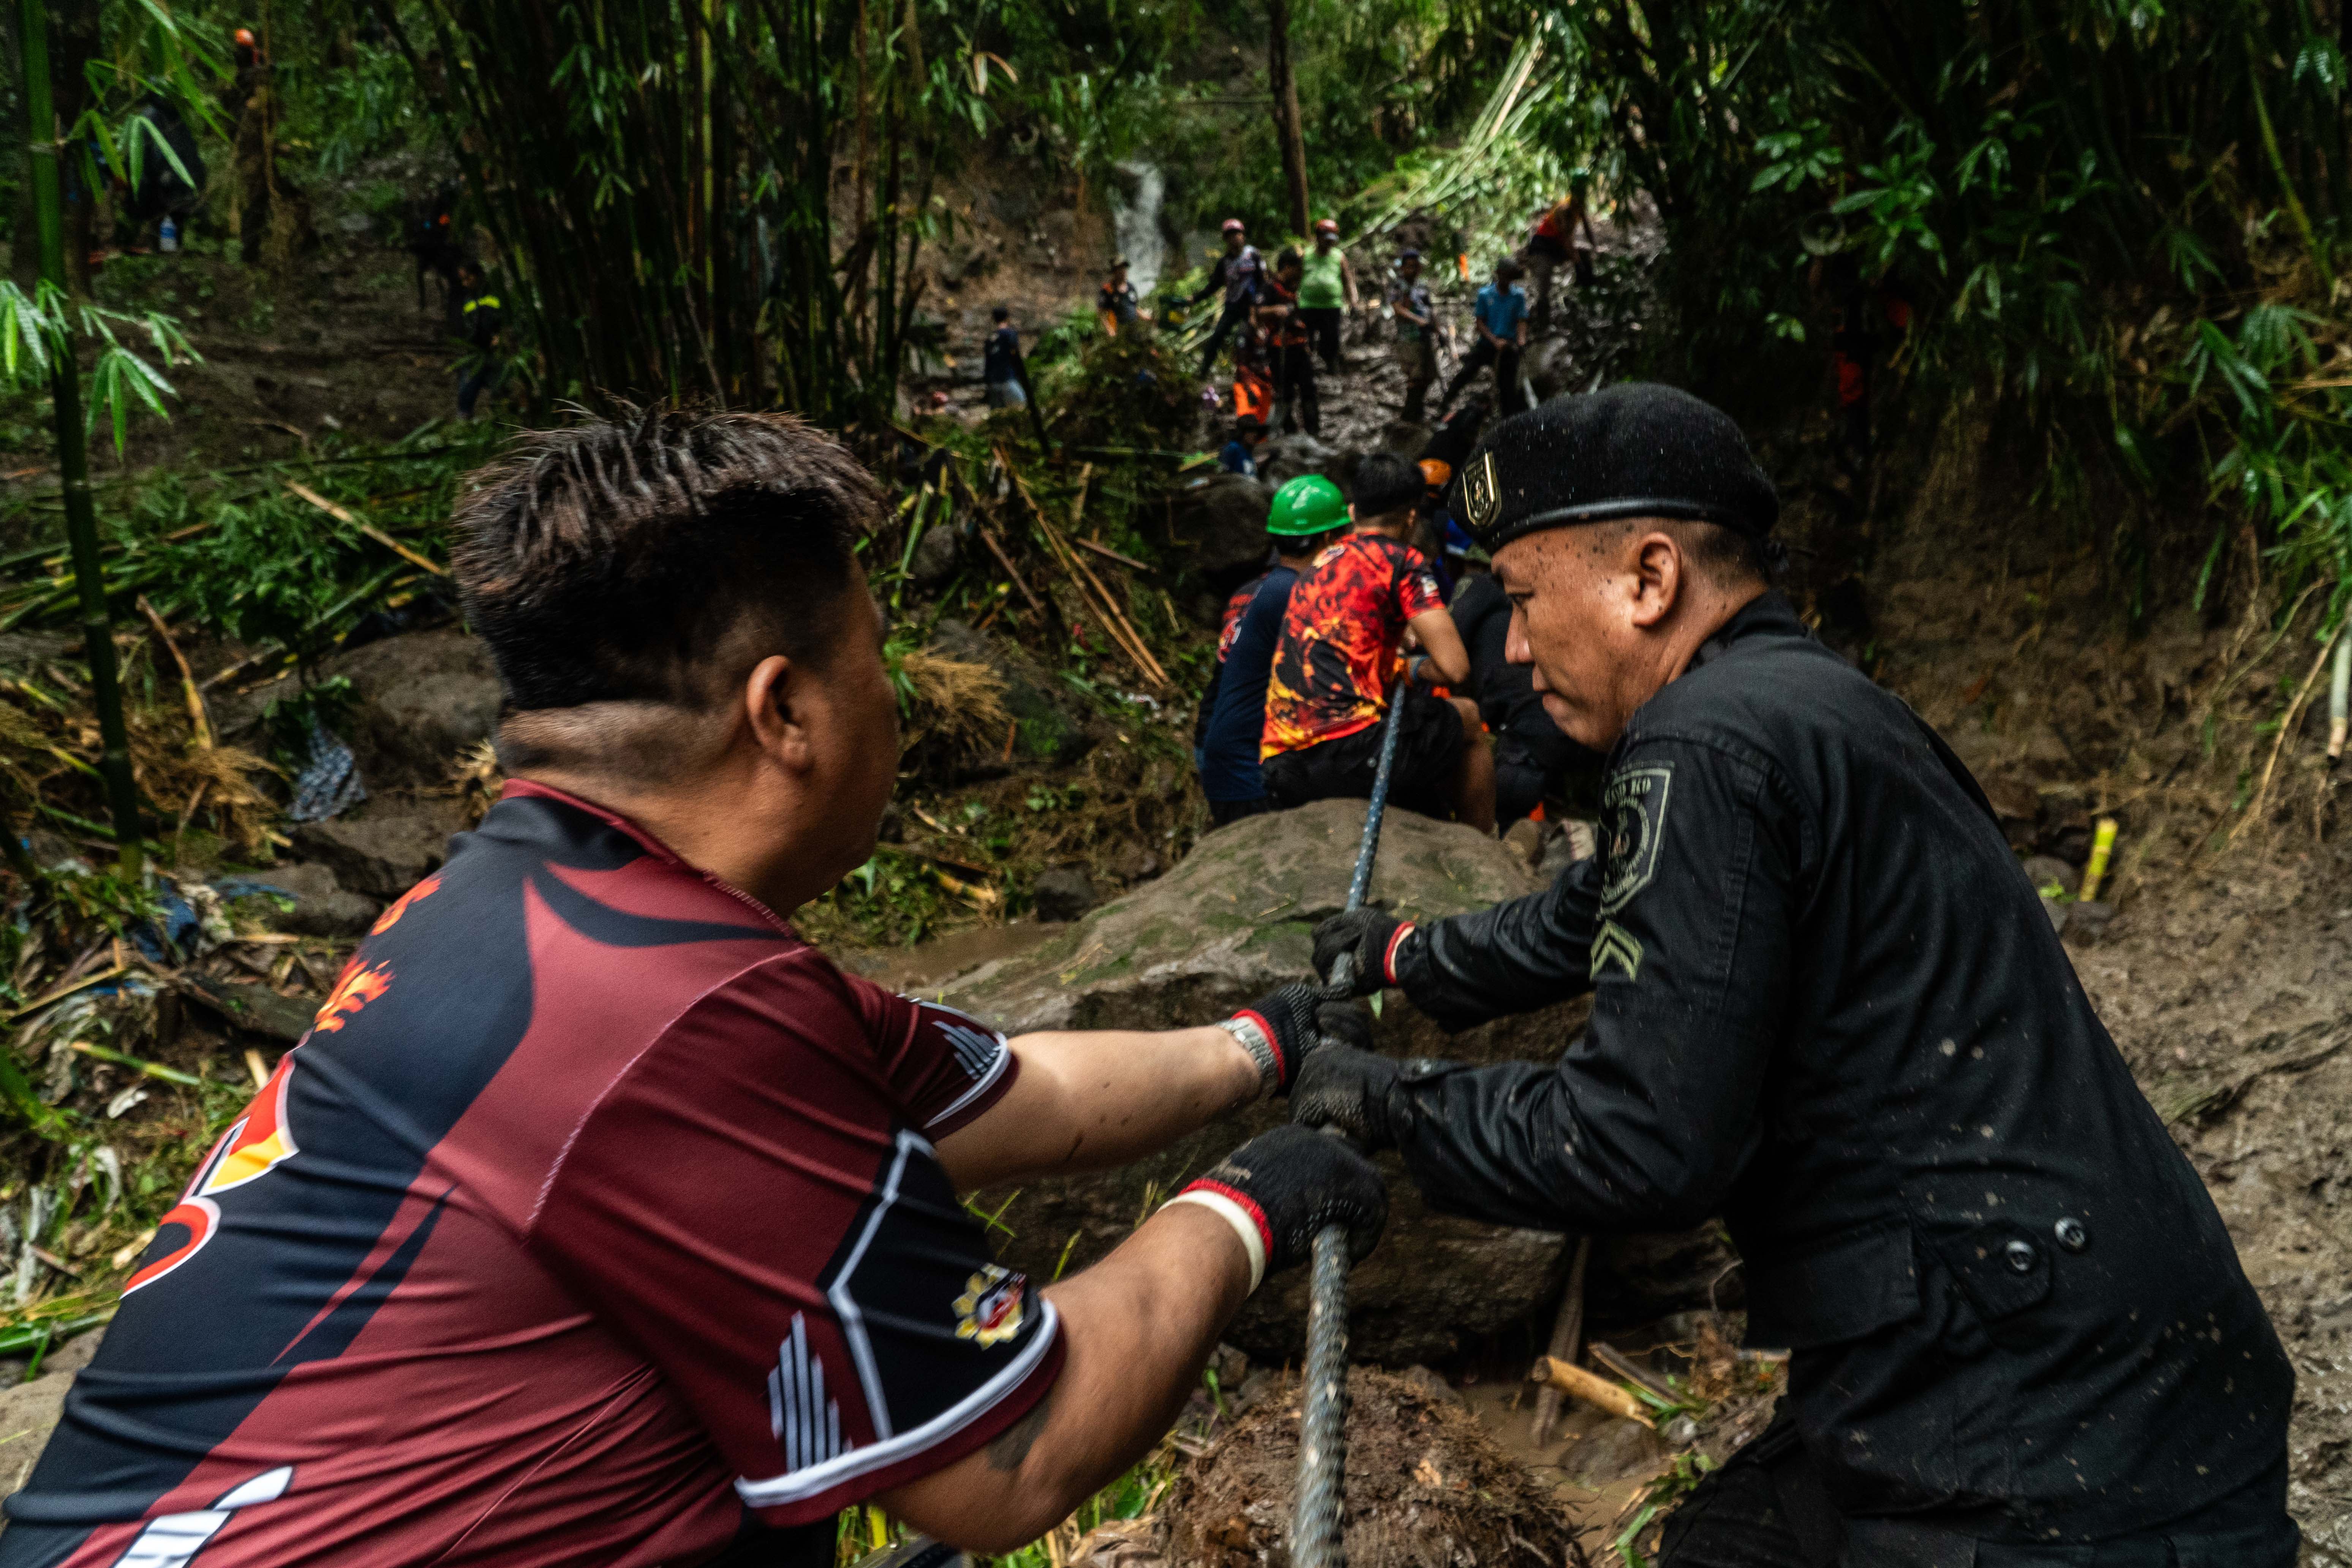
{"left": 1311, "top": 909, "right": 1414, "bottom": 998}
{"left": 1290, "top": 1047, "right": 1410, "bottom": 1152}
{"left": 1225, "top": 983, "right": 1372, "bottom": 1096}
{"left": 1168, "top": 1124, "right": 1388, "bottom": 1282}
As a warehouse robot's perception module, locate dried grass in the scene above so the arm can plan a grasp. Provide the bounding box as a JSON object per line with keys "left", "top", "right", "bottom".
{"left": 898, "top": 650, "right": 1010, "bottom": 756}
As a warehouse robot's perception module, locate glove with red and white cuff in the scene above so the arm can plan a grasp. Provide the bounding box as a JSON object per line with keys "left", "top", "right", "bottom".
{"left": 1162, "top": 1125, "right": 1388, "bottom": 1291}
{"left": 1219, "top": 983, "right": 1373, "bottom": 1099}
{"left": 1311, "top": 909, "right": 1417, "bottom": 999}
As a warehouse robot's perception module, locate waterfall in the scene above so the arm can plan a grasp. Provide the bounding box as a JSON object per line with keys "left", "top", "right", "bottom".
{"left": 1111, "top": 162, "right": 1168, "bottom": 295}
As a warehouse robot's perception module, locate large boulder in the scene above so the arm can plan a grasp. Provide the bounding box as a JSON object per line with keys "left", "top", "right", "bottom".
{"left": 289, "top": 795, "right": 471, "bottom": 898}
{"left": 1167, "top": 473, "right": 1275, "bottom": 594}
{"left": 942, "top": 799, "right": 1589, "bottom": 1364}
{"left": 217, "top": 628, "right": 501, "bottom": 788}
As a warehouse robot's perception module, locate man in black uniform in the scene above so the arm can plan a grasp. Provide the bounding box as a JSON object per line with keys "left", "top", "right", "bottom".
{"left": 1297, "top": 384, "right": 2297, "bottom": 1566}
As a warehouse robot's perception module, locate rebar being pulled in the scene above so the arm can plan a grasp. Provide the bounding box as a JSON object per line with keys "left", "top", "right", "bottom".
{"left": 1291, "top": 675, "right": 1410, "bottom": 1568}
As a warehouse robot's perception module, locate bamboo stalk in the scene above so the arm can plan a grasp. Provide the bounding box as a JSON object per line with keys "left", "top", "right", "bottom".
{"left": 285, "top": 481, "right": 448, "bottom": 577}
{"left": 19, "top": 0, "right": 141, "bottom": 873}
{"left": 1527, "top": 1356, "right": 1655, "bottom": 1429}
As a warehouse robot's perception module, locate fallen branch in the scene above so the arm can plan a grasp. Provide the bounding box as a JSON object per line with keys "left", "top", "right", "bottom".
{"left": 285, "top": 480, "right": 448, "bottom": 577}
{"left": 137, "top": 595, "right": 211, "bottom": 749}
{"left": 1527, "top": 1355, "right": 1654, "bottom": 1429}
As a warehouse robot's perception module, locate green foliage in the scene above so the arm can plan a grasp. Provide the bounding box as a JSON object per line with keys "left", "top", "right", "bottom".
{"left": 0, "top": 280, "right": 195, "bottom": 454}
{"left": 1527, "top": 0, "right": 2352, "bottom": 630}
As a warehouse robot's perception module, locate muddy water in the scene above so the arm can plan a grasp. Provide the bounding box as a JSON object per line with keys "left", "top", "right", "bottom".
{"left": 834, "top": 920, "right": 1059, "bottom": 997}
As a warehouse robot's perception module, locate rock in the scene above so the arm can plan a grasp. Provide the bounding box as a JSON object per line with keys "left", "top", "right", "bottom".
{"left": 945, "top": 799, "right": 1589, "bottom": 1363}
{"left": 1502, "top": 816, "right": 1549, "bottom": 872}
{"left": 220, "top": 861, "right": 383, "bottom": 939}
{"left": 1167, "top": 473, "right": 1274, "bottom": 592}
{"left": 2065, "top": 899, "right": 2114, "bottom": 944}
{"left": 1525, "top": 337, "right": 1580, "bottom": 401}
{"left": 927, "top": 620, "right": 1101, "bottom": 766}
{"left": 1255, "top": 432, "right": 1339, "bottom": 490}
{"left": 0, "top": 1329, "right": 104, "bottom": 1488}
{"left": 1034, "top": 865, "right": 1098, "bottom": 922}
{"left": 0, "top": 1368, "right": 75, "bottom": 1486}
{"left": 183, "top": 976, "right": 318, "bottom": 1045}
{"left": 45, "top": 1326, "right": 104, "bottom": 1377}
{"left": 216, "top": 629, "right": 501, "bottom": 788}
{"left": 2040, "top": 895, "right": 2069, "bottom": 935}
{"left": 1585, "top": 1227, "right": 1744, "bottom": 1327}
{"left": 290, "top": 795, "right": 471, "bottom": 899}
{"left": 1111, "top": 844, "right": 1161, "bottom": 884}
{"left": 2021, "top": 854, "right": 2079, "bottom": 896}
{"left": 908, "top": 523, "right": 961, "bottom": 588}
{"left": 1560, "top": 1412, "right": 1673, "bottom": 1486}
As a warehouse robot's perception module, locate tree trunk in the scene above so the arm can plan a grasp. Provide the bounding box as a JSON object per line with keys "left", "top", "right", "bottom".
{"left": 52, "top": 0, "right": 98, "bottom": 293}
{"left": 1266, "top": 0, "right": 1310, "bottom": 237}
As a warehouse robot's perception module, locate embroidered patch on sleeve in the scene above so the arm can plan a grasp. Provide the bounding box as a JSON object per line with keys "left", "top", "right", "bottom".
{"left": 1598, "top": 763, "right": 1674, "bottom": 917}
{"left": 1590, "top": 919, "right": 1645, "bottom": 982}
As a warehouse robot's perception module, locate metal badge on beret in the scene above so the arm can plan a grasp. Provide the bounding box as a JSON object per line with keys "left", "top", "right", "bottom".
{"left": 1462, "top": 448, "right": 1502, "bottom": 535}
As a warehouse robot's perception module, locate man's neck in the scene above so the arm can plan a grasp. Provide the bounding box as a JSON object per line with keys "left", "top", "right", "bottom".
{"left": 1353, "top": 515, "right": 1413, "bottom": 541}
{"left": 516, "top": 765, "right": 821, "bottom": 919}
{"left": 1657, "top": 583, "right": 1770, "bottom": 689}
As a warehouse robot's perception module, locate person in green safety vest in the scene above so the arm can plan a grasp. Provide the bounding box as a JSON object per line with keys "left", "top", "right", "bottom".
{"left": 1298, "top": 219, "right": 1362, "bottom": 375}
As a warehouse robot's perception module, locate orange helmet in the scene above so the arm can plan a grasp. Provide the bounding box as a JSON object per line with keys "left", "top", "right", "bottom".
{"left": 1418, "top": 458, "right": 1452, "bottom": 491}
{"left": 233, "top": 26, "right": 257, "bottom": 45}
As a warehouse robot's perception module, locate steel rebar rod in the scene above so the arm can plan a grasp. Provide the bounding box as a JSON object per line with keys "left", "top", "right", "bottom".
{"left": 1293, "top": 674, "right": 1411, "bottom": 1568}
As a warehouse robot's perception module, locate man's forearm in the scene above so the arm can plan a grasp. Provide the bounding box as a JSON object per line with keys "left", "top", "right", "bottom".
{"left": 935, "top": 1026, "right": 1258, "bottom": 1190}
{"left": 876, "top": 1204, "right": 1250, "bottom": 1551}
{"left": 1393, "top": 855, "right": 1604, "bottom": 1030}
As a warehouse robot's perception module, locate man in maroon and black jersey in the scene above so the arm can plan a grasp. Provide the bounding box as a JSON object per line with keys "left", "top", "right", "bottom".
{"left": 1, "top": 412, "right": 1386, "bottom": 1568}
{"left": 1261, "top": 454, "right": 1494, "bottom": 831}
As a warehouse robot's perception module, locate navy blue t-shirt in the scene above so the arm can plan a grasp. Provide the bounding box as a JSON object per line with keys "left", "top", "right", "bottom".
{"left": 1199, "top": 564, "right": 1299, "bottom": 803}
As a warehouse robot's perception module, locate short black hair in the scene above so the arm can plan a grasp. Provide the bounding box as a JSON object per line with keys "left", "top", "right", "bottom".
{"left": 1275, "top": 246, "right": 1303, "bottom": 272}
{"left": 1269, "top": 525, "right": 1342, "bottom": 555}
{"left": 992, "top": 306, "right": 1010, "bottom": 322}
{"left": 1495, "top": 257, "right": 1524, "bottom": 282}
{"left": 1351, "top": 453, "right": 1423, "bottom": 521}
{"left": 1670, "top": 518, "right": 1773, "bottom": 588}
{"left": 452, "top": 408, "right": 880, "bottom": 713}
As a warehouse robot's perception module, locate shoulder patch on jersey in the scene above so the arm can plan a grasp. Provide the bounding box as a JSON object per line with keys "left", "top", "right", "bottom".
{"left": 954, "top": 1265, "right": 1027, "bottom": 1348}
{"left": 1599, "top": 763, "right": 1674, "bottom": 916}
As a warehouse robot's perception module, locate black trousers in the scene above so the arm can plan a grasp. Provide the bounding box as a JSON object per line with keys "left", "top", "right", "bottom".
{"left": 1439, "top": 337, "right": 1525, "bottom": 415}
{"left": 1274, "top": 342, "right": 1320, "bottom": 436}
{"left": 1198, "top": 300, "right": 1253, "bottom": 376}
{"left": 1299, "top": 306, "right": 1345, "bottom": 372}
{"left": 1656, "top": 1416, "right": 2301, "bottom": 1568}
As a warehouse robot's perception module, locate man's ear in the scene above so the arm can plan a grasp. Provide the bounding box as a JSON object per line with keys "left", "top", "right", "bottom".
{"left": 743, "top": 654, "right": 816, "bottom": 772}
{"left": 1629, "top": 532, "right": 1683, "bottom": 629}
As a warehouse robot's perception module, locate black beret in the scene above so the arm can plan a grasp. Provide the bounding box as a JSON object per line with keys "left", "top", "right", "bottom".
{"left": 1454, "top": 383, "right": 1778, "bottom": 553}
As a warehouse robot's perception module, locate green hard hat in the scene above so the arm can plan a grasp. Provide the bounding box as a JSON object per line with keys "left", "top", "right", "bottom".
{"left": 1268, "top": 474, "right": 1348, "bottom": 536}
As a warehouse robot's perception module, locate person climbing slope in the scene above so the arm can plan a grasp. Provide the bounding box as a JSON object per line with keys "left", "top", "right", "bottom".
{"left": 1185, "top": 219, "right": 1262, "bottom": 378}
{"left": 1255, "top": 248, "right": 1319, "bottom": 438}
{"left": 1437, "top": 258, "right": 1529, "bottom": 418}
{"left": 1298, "top": 220, "right": 1361, "bottom": 375}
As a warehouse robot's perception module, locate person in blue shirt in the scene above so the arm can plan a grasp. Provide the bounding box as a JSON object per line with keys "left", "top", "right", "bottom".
{"left": 1218, "top": 416, "right": 1268, "bottom": 477}
{"left": 1437, "top": 257, "right": 1530, "bottom": 417}
{"left": 1197, "top": 475, "right": 1350, "bottom": 826}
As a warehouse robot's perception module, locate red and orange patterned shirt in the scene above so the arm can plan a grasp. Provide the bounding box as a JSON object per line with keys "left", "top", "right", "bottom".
{"left": 1261, "top": 531, "right": 1445, "bottom": 759}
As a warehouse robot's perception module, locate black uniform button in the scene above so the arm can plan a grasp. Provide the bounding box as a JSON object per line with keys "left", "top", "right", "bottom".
{"left": 2053, "top": 1217, "right": 2089, "bottom": 1252}
{"left": 2003, "top": 1238, "right": 2039, "bottom": 1274}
